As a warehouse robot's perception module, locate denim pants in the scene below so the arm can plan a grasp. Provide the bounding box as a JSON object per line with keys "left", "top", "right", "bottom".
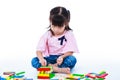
{"left": 31, "top": 55, "right": 77, "bottom": 69}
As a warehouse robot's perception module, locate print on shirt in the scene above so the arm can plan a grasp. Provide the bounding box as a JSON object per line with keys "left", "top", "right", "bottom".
{"left": 58, "top": 36, "right": 67, "bottom": 45}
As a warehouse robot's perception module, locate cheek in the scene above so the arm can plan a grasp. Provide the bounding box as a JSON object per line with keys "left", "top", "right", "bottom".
{"left": 61, "top": 28, "right": 65, "bottom": 31}
{"left": 50, "top": 27, "right": 54, "bottom": 31}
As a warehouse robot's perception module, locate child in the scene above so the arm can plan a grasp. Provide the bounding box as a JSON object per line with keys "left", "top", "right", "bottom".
{"left": 31, "top": 6, "right": 79, "bottom": 74}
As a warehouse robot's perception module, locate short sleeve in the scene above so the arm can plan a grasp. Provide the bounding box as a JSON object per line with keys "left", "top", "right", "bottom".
{"left": 36, "top": 31, "right": 50, "bottom": 56}
{"left": 62, "top": 31, "right": 79, "bottom": 53}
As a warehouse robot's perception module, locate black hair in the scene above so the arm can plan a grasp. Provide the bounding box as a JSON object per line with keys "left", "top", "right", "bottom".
{"left": 48, "top": 6, "right": 72, "bottom": 32}
{"left": 51, "top": 14, "right": 66, "bottom": 27}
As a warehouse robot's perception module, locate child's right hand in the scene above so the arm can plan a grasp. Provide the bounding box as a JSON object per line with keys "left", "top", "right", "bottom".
{"left": 57, "top": 56, "right": 63, "bottom": 65}
{"left": 39, "top": 59, "right": 47, "bottom": 66}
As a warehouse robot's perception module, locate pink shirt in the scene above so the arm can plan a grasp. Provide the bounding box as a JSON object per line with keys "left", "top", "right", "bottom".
{"left": 36, "top": 30, "right": 79, "bottom": 57}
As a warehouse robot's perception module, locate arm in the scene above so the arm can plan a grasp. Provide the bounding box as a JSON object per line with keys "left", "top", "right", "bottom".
{"left": 62, "top": 31, "right": 79, "bottom": 54}
{"left": 36, "top": 51, "right": 47, "bottom": 66}
{"left": 36, "top": 51, "right": 44, "bottom": 60}
{"left": 57, "top": 31, "right": 79, "bottom": 65}
{"left": 57, "top": 51, "right": 73, "bottom": 65}
{"left": 60, "top": 51, "right": 73, "bottom": 58}
{"left": 36, "top": 31, "right": 49, "bottom": 66}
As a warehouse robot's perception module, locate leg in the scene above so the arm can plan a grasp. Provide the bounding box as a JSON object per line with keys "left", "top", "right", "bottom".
{"left": 48, "top": 55, "right": 76, "bottom": 74}
{"left": 45, "top": 55, "right": 59, "bottom": 65}
{"left": 59, "top": 55, "right": 77, "bottom": 69}
{"left": 48, "top": 64, "right": 71, "bottom": 74}
{"left": 31, "top": 57, "right": 41, "bottom": 69}
{"left": 31, "top": 55, "right": 59, "bottom": 69}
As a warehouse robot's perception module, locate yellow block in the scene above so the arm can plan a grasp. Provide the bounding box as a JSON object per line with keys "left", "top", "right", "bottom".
{"left": 38, "top": 73, "right": 49, "bottom": 77}
{"left": 13, "top": 78, "right": 24, "bottom": 80}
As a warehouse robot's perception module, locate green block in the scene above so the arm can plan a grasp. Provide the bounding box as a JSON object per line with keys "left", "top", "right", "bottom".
{"left": 73, "top": 74, "right": 85, "bottom": 78}
{"left": 99, "top": 71, "right": 106, "bottom": 75}
{"left": 16, "top": 71, "right": 25, "bottom": 75}
{"left": 94, "top": 78, "right": 104, "bottom": 80}
{"left": 85, "top": 78, "right": 91, "bottom": 80}
{"left": 49, "top": 73, "right": 55, "bottom": 78}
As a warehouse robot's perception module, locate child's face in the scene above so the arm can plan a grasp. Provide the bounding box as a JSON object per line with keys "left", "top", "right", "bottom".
{"left": 50, "top": 24, "right": 65, "bottom": 36}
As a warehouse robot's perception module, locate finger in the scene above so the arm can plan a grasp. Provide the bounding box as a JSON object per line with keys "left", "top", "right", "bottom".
{"left": 41, "top": 63, "right": 44, "bottom": 66}
{"left": 42, "top": 61, "right": 45, "bottom": 66}
{"left": 43, "top": 61, "right": 46, "bottom": 66}
{"left": 44, "top": 60, "right": 47, "bottom": 66}
{"left": 57, "top": 60, "right": 62, "bottom": 65}
{"left": 56, "top": 60, "right": 59, "bottom": 63}
{"left": 42, "top": 62, "right": 45, "bottom": 66}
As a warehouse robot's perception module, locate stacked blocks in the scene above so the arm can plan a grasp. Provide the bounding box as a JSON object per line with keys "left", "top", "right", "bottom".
{"left": 37, "top": 66, "right": 54, "bottom": 79}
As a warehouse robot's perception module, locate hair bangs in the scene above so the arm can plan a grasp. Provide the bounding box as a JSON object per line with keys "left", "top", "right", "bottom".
{"left": 51, "top": 15, "right": 66, "bottom": 27}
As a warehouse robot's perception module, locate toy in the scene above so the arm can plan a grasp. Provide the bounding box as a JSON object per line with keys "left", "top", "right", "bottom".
{"left": 37, "top": 66, "right": 108, "bottom": 80}
{"left": 37, "top": 66, "right": 53, "bottom": 79}
{"left": 85, "top": 71, "right": 108, "bottom": 80}
{"left": 3, "top": 72, "right": 15, "bottom": 75}
{"left": 65, "top": 74, "right": 81, "bottom": 80}
{"left": 13, "top": 78, "right": 25, "bottom": 80}
{"left": 1, "top": 71, "right": 34, "bottom": 80}
{"left": 24, "top": 78, "right": 33, "bottom": 80}
{"left": 15, "top": 71, "right": 25, "bottom": 76}
{"left": 1, "top": 71, "right": 25, "bottom": 80}
{"left": 0, "top": 69, "right": 108, "bottom": 80}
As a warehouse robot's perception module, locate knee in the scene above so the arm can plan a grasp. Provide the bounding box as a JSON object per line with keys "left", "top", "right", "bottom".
{"left": 66, "top": 56, "right": 77, "bottom": 64}
{"left": 64, "top": 56, "right": 77, "bottom": 68}
{"left": 31, "top": 57, "right": 41, "bottom": 68}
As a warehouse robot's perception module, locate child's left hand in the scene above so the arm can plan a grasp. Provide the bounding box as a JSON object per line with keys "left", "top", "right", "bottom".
{"left": 57, "top": 56, "right": 63, "bottom": 65}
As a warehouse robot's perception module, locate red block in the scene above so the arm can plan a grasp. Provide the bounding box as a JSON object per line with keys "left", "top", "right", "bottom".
{"left": 37, "top": 76, "right": 49, "bottom": 79}
{"left": 97, "top": 73, "right": 108, "bottom": 78}
{"left": 86, "top": 73, "right": 96, "bottom": 79}
{"left": 37, "top": 68, "right": 51, "bottom": 71}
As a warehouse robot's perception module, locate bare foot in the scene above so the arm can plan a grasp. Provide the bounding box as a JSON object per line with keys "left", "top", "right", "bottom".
{"left": 48, "top": 63, "right": 58, "bottom": 67}
{"left": 52, "top": 66, "right": 71, "bottom": 74}
{"left": 48, "top": 63, "right": 71, "bottom": 74}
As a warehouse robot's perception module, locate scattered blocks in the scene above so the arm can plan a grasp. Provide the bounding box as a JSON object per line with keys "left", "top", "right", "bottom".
{"left": 3, "top": 72, "right": 15, "bottom": 75}
{"left": 0, "top": 69, "right": 108, "bottom": 80}
{"left": 37, "top": 66, "right": 108, "bottom": 80}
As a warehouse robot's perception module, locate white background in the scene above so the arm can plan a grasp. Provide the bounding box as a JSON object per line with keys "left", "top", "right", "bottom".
{"left": 0, "top": 0, "right": 120, "bottom": 80}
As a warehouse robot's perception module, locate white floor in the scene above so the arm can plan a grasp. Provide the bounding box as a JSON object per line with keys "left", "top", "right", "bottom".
{"left": 0, "top": 52, "right": 120, "bottom": 80}
{"left": 0, "top": 0, "right": 120, "bottom": 80}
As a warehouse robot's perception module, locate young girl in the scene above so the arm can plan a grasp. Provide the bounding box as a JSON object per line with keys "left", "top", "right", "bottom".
{"left": 31, "top": 6, "right": 79, "bottom": 74}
